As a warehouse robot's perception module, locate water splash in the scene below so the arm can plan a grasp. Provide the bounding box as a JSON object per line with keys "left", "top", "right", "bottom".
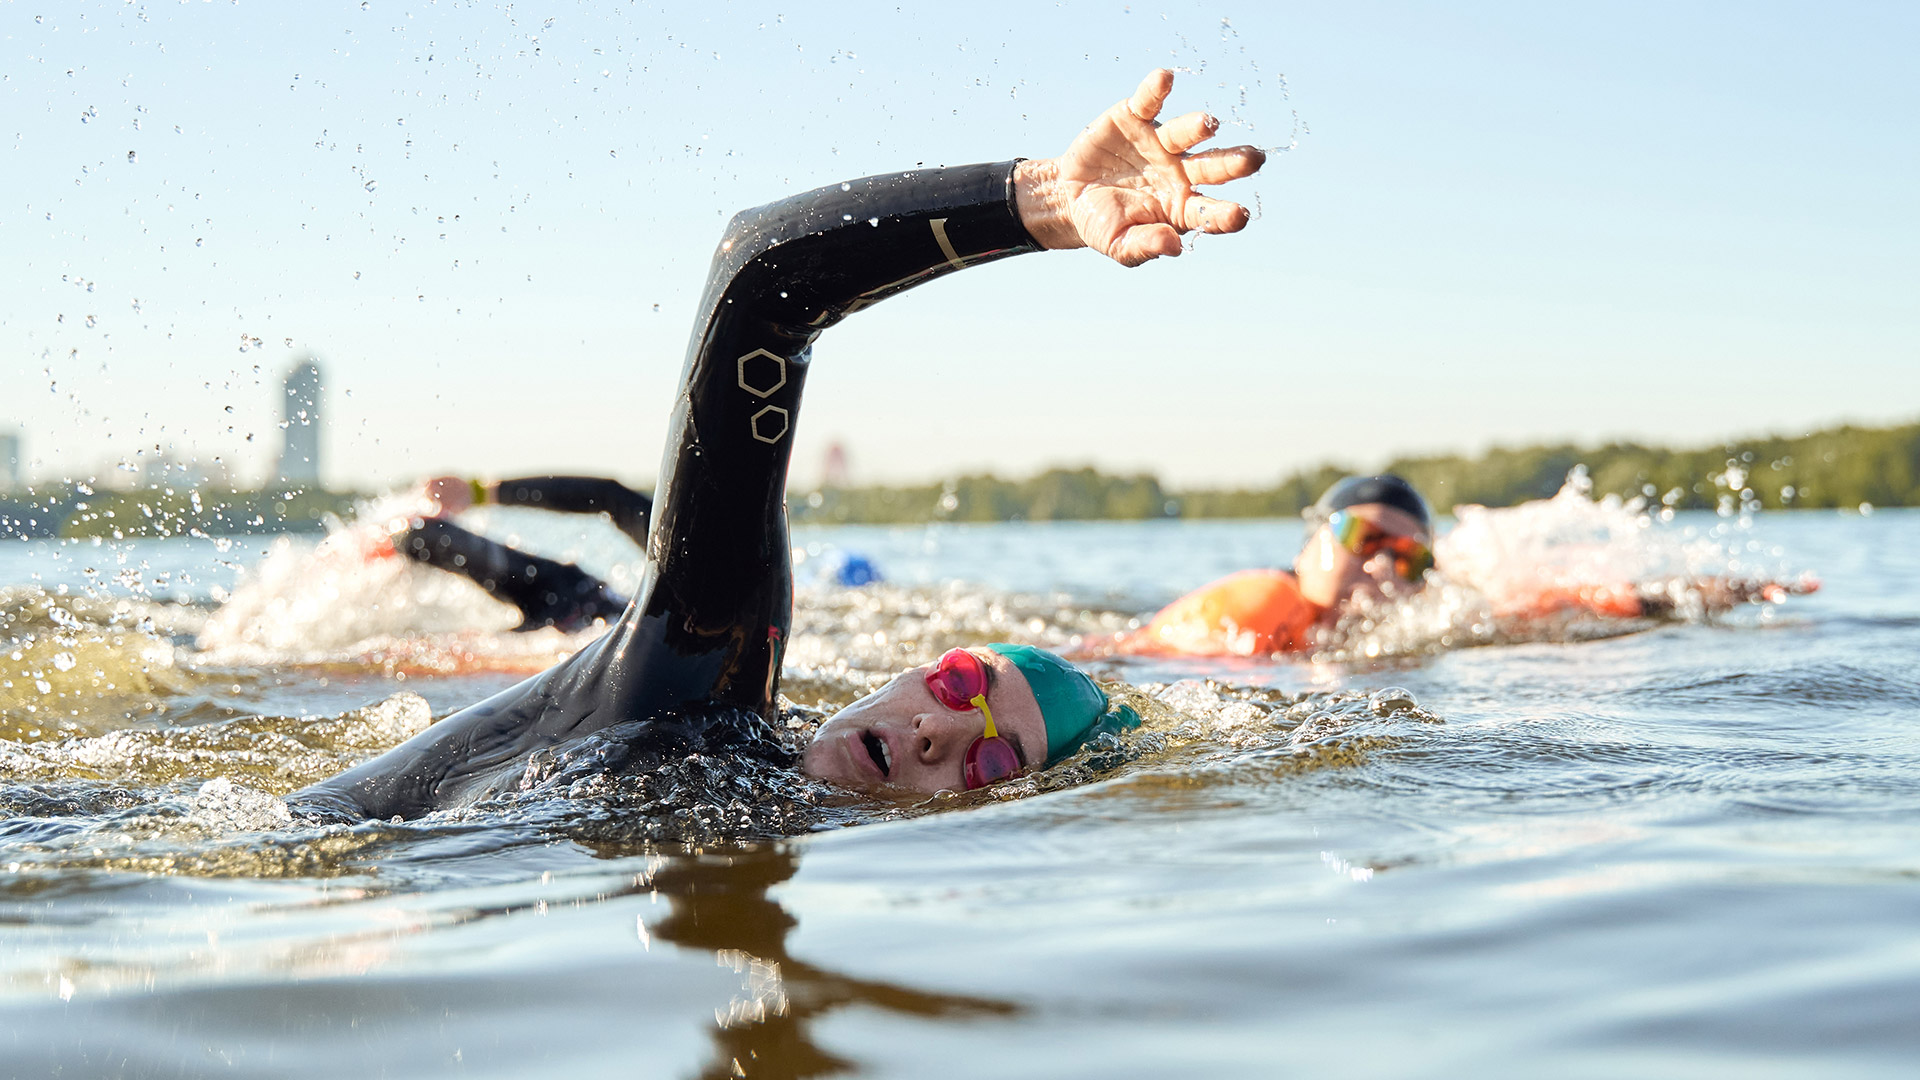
{"left": 0, "top": 586, "right": 195, "bottom": 737}
{"left": 1312, "top": 478, "right": 1812, "bottom": 662}
{"left": 194, "top": 494, "right": 577, "bottom": 672}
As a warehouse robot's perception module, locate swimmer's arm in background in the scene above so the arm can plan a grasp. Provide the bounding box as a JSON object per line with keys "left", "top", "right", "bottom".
{"left": 490, "top": 477, "right": 653, "bottom": 546}
{"left": 418, "top": 475, "right": 651, "bottom": 545}
{"left": 1633, "top": 574, "right": 1821, "bottom": 618}
{"left": 1514, "top": 575, "right": 1821, "bottom": 620}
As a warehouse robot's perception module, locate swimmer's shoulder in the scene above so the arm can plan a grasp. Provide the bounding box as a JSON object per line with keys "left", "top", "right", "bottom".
{"left": 1158, "top": 568, "right": 1303, "bottom": 618}
{"left": 1136, "top": 568, "right": 1318, "bottom": 655}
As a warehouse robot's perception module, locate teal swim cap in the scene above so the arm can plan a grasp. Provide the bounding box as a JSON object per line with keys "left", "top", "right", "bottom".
{"left": 988, "top": 643, "right": 1141, "bottom": 763}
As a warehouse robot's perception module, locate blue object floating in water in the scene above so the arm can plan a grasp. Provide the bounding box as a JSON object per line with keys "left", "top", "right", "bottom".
{"left": 835, "top": 553, "right": 882, "bottom": 587}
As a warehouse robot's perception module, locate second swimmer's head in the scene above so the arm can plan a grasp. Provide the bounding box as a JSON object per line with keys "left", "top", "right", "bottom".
{"left": 1293, "top": 473, "right": 1436, "bottom": 610}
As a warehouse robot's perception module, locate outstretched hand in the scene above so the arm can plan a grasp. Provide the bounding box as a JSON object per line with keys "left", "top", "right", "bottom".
{"left": 1016, "top": 69, "right": 1266, "bottom": 266}
{"left": 422, "top": 474, "right": 474, "bottom": 517}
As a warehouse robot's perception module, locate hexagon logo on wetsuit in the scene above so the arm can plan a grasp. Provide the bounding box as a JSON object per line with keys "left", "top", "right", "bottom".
{"left": 750, "top": 405, "right": 790, "bottom": 444}
{"left": 736, "top": 349, "right": 788, "bottom": 399}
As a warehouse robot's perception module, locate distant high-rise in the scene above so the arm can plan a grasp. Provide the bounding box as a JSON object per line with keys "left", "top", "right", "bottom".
{"left": 0, "top": 430, "right": 19, "bottom": 491}
{"left": 276, "top": 357, "right": 323, "bottom": 487}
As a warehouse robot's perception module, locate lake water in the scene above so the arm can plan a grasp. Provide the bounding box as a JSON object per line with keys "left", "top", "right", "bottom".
{"left": 0, "top": 501, "right": 1914, "bottom": 1077}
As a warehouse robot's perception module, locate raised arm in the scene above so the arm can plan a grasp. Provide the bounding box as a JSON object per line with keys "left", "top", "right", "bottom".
{"left": 645, "top": 70, "right": 1265, "bottom": 696}
{"left": 288, "top": 70, "right": 1263, "bottom": 821}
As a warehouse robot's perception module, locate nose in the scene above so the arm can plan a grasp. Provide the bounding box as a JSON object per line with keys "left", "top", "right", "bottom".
{"left": 910, "top": 710, "right": 975, "bottom": 763}
{"left": 1363, "top": 550, "right": 1399, "bottom": 581}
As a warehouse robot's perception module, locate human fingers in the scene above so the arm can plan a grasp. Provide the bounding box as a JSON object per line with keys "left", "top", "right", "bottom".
{"left": 1127, "top": 69, "right": 1175, "bottom": 123}
{"left": 1182, "top": 145, "right": 1266, "bottom": 187}
{"left": 1157, "top": 110, "right": 1219, "bottom": 156}
{"left": 1110, "top": 221, "right": 1182, "bottom": 266}
{"left": 1181, "top": 195, "right": 1250, "bottom": 234}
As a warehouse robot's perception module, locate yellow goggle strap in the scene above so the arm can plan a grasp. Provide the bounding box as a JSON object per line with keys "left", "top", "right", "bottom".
{"left": 971, "top": 693, "right": 998, "bottom": 739}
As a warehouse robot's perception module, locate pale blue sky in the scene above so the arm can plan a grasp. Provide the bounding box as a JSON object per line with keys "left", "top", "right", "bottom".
{"left": 4, "top": 1, "right": 1915, "bottom": 490}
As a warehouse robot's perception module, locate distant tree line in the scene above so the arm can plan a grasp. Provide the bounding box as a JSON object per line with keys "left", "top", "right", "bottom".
{"left": 0, "top": 487, "right": 362, "bottom": 540}
{"left": 790, "top": 420, "right": 1920, "bottom": 524}
{"left": 3, "top": 419, "right": 1910, "bottom": 538}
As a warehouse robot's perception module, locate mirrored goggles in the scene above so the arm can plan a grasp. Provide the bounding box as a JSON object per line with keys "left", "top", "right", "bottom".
{"left": 1327, "top": 509, "right": 1436, "bottom": 581}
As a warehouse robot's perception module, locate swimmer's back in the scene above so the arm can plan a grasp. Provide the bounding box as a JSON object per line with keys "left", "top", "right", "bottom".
{"left": 1130, "top": 569, "right": 1321, "bottom": 657}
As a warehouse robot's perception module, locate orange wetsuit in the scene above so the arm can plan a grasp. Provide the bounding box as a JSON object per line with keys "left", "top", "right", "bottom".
{"left": 1122, "top": 569, "right": 1325, "bottom": 657}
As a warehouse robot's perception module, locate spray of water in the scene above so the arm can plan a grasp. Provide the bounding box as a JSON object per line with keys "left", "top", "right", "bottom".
{"left": 1312, "top": 475, "right": 1812, "bottom": 662}
{"left": 194, "top": 493, "right": 582, "bottom": 672}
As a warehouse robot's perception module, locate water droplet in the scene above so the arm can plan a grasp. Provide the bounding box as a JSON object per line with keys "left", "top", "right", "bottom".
{"left": 867, "top": 217, "right": 879, "bottom": 227}
{"left": 840, "top": 182, "right": 851, "bottom": 191}
{"left": 126, "top": 150, "right": 137, "bottom": 164}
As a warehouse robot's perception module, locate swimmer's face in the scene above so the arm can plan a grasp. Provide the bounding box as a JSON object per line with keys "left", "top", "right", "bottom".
{"left": 801, "top": 648, "right": 1050, "bottom": 795}
{"left": 1293, "top": 503, "right": 1432, "bottom": 610}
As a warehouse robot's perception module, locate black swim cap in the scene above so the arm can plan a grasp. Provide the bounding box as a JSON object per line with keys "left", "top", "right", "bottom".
{"left": 1313, "top": 474, "right": 1432, "bottom": 530}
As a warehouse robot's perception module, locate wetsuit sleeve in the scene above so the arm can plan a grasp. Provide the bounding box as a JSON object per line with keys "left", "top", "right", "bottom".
{"left": 399, "top": 518, "right": 625, "bottom": 631}
{"left": 493, "top": 476, "right": 653, "bottom": 545}
{"left": 627, "top": 160, "right": 1041, "bottom": 714}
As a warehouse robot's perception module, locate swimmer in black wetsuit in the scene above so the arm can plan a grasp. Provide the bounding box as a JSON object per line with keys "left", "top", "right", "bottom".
{"left": 288, "top": 70, "right": 1266, "bottom": 821}
{"left": 396, "top": 475, "right": 650, "bottom": 632}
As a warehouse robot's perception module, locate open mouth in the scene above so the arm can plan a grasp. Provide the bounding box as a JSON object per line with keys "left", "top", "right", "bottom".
{"left": 860, "top": 730, "right": 892, "bottom": 778}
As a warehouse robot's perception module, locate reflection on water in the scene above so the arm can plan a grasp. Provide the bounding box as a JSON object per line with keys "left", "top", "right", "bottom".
{"left": 0, "top": 833, "right": 1022, "bottom": 1079}
{"left": 621, "top": 846, "right": 1021, "bottom": 1080}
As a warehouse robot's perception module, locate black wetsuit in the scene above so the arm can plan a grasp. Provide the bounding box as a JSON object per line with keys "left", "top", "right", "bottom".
{"left": 289, "top": 161, "right": 1039, "bottom": 820}
{"left": 399, "top": 477, "right": 650, "bottom": 632}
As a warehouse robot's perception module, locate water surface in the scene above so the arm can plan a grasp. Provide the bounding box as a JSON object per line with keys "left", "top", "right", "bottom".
{"left": 0, "top": 507, "right": 1913, "bottom": 1078}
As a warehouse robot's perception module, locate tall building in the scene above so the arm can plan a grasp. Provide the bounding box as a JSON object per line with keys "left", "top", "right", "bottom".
{"left": 276, "top": 357, "right": 323, "bottom": 487}
{"left": 0, "top": 430, "right": 18, "bottom": 491}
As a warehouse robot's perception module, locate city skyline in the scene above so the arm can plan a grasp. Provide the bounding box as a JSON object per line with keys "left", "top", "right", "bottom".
{"left": 4, "top": 2, "right": 1916, "bottom": 491}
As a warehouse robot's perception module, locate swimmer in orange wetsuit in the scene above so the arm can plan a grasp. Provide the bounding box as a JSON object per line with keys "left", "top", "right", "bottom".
{"left": 1118, "top": 473, "right": 1820, "bottom": 658}
{"left": 1120, "top": 475, "right": 1435, "bottom": 657}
